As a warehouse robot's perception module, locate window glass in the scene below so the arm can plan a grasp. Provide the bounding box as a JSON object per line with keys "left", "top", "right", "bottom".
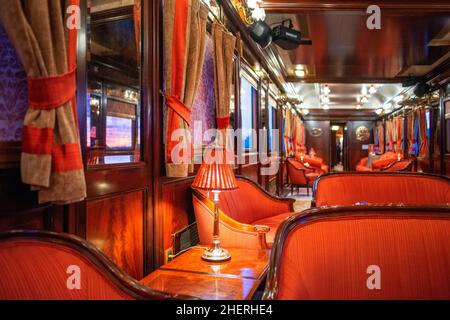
{"left": 240, "top": 76, "right": 255, "bottom": 150}
{"left": 86, "top": 0, "right": 141, "bottom": 166}
{"left": 268, "top": 98, "right": 276, "bottom": 151}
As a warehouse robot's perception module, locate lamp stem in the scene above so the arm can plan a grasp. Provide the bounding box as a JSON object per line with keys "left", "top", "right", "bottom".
{"left": 201, "top": 190, "right": 231, "bottom": 262}
{"left": 213, "top": 190, "right": 220, "bottom": 241}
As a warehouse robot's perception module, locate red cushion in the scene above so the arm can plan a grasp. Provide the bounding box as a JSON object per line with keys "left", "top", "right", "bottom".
{"left": 306, "top": 173, "right": 320, "bottom": 181}
{"left": 372, "top": 158, "right": 397, "bottom": 169}
{"left": 252, "top": 212, "right": 293, "bottom": 247}
{"left": 277, "top": 213, "right": 450, "bottom": 300}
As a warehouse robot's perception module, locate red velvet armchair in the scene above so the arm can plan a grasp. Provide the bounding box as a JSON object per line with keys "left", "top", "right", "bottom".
{"left": 295, "top": 154, "right": 329, "bottom": 174}
{"left": 286, "top": 158, "right": 319, "bottom": 196}
{"left": 192, "top": 177, "right": 295, "bottom": 249}
{"left": 356, "top": 152, "right": 402, "bottom": 172}
{"left": 313, "top": 172, "right": 450, "bottom": 207}
{"left": 263, "top": 205, "right": 450, "bottom": 300}
{"left": 0, "top": 231, "right": 195, "bottom": 300}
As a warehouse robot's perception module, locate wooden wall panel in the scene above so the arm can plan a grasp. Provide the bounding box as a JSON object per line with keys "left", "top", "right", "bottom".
{"left": 159, "top": 177, "right": 195, "bottom": 256}
{"left": 305, "top": 120, "right": 331, "bottom": 165}
{"left": 347, "top": 121, "right": 375, "bottom": 171}
{"left": 86, "top": 190, "right": 144, "bottom": 279}
{"left": 240, "top": 163, "right": 259, "bottom": 184}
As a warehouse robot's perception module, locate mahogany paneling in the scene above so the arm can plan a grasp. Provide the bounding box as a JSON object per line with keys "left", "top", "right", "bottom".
{"left": 240, "top": 163, "right": 259, "bottom": 184}
{"left": 158, "top": 177, "right": 196, "bottom": 258}
{"left": 86, "top": 190, "right": 144, "bottom": 280}
{"left": 347, "top": 121, "right": 375, "bottom": 171}
{"left": 305, "top": 120, "right": 331, "bottom": 165}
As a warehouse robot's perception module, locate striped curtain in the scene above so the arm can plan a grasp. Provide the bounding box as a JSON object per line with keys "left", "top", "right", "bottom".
{"left": 0, "top": 0, "right": 86, "bottom": 204}
{"left": 418, "top": 107, "right": 428, "bottom": 158}
{"left": 212, "top": 23, "right": 236, "bottom": 150}
{"left": 396, "top": 115, "right": 404, "bottom": 154}
{"left": 163, "top": 0, "right": 208, "bottom": 177}
{"left": 283, "top": 109, "right": 292, "bottom": 157}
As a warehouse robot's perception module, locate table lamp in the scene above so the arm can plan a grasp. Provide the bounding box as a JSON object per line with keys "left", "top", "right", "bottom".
{"left": 192, "top": 148, "right": 238, "bottom": 262}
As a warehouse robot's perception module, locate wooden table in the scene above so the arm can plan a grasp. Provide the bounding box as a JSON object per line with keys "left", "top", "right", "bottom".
{"left": 140, "top": 246, "right": 270, "bottom": 300}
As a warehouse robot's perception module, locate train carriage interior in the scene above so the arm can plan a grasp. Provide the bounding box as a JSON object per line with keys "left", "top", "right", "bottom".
{"left": 0, "top": 0, "right": 450, "bottom": 303}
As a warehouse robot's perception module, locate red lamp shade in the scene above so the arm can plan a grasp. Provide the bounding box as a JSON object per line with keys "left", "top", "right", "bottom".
{"left": 192, "top": 150, "right": 238, "bottom": 191}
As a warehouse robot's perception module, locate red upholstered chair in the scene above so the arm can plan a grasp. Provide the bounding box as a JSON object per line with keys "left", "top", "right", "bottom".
{"left": 192, "top": 177, "right": 295, "bottom": 249}
{"left": 263, "top": 206, "right": 450, "bottom": 300}
{"left": 0, "top": 231, "right": 195, "bottom": 300}
{"left": 287, "top": 158, "right": 318, "bottom": 196}
{"left": 356, "top": 152, "right": 400, "bottom": 172}
{"left": 295, "top": 154, "right": 329, "bottom": 174}
{"left": 313, "top": 172, "right": 450, "bottom": 207}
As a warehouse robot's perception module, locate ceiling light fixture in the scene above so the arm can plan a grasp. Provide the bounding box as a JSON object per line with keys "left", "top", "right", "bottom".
{"left": 369, "top": 85, "right": 377, "bottom": 95}
{"left": 323, "top": 104, "right": 330, "bottom": 110}
{"left": 361, "top": 85, "right": 368, "bottom": 96}
{"left": 375, "top": 109, "right": 383, "bottom": 115}
{"left": 361, "top": 96, "right": 369, "bottom": 104}
{"left": 393, "top": 95, "right": 404, "bottom": 103}
{"left": 294, "top": 67, "right": 306, "bottom": 78}
{"left": 301, "top": 108, "right": 310, "bottom": 116}
{"left": 323, "top": 84, "right": 331, "bottom": 95}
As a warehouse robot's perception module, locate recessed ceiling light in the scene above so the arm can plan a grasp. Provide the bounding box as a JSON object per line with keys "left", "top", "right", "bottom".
{"left": 369, "top": 85, "right": 377, "bottom": 95}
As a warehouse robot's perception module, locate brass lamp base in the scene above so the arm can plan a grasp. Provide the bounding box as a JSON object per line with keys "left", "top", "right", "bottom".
{"left": 202, "top": 240, "right": 231, "bottom": 262}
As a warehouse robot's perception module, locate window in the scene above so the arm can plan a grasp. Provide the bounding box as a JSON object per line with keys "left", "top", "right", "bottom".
{"left": 268, "top": 98, "right": 276, "bottom": 151}
{"left": 240, "top": 76, "right": 256, "bottom": 150}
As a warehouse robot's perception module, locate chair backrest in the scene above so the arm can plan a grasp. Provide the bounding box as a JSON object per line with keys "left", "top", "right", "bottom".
{"left": 313, "top": 172, "right": 450, "bottom": 207}
{"left": 286, "top": 159, "right": 308, "bottom": 185}
{"left": 382, "top": 159, "right": 413, "bottom": 172}
{"left": 0, "top": 231, "right": 194, "bottom": 300}
{"left": 263, "top": 206, "right": 450, "bottom": 300}
{"left": 197, "top": 176, "right": 294, "bottom": 224}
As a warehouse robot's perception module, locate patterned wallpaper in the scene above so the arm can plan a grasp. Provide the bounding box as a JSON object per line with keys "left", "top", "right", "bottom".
{"left": 190, "top": 35, "right": 216, "bottom": 145}
{"left": 0, "top": 24, "right": 28, "bottom": 141}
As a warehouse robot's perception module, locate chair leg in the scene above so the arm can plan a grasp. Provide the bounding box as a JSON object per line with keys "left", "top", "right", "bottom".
{"left": 307, "top": 182, "right": 310, "bottom": 197}
{"left": 291, "top": 185, "right": 294, "bottom": 195}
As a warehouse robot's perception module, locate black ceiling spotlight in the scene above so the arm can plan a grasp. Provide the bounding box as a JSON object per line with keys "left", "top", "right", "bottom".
{"left": 248, "top": 20, "right": 272, "bottom": 49}
{"left": 414, "top": 81, "right": 430, "bottom": 98}
{"left": 272, "top": 19, "right": 312, "bottom": 50}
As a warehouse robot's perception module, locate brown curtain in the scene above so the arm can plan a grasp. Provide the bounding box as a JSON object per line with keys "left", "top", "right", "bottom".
{"left": 163, "top": 0, "right": 208, "bottom": 177}
{"left": 212, "top": 23, "right": 236, "bottom": 149}
{"left": 0, "top": 0, "right": 86, "bottom": 204}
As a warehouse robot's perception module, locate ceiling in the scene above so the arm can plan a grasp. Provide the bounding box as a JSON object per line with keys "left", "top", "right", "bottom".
{"left": 259, "top": 0, "right": 450, "bottom": 117}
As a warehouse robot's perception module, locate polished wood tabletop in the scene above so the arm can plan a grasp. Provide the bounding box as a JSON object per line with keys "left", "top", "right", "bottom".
{"left": 140, "top": 246, "right": 270, "bottom": 300}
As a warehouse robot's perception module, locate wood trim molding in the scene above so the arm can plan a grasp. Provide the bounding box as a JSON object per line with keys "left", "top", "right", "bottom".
{"left": 0, "top": 141, "right": 21, "bottom": 169}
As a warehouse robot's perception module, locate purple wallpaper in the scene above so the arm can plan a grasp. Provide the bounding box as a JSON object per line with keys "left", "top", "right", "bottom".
{"left": 0, "top": 24, "right": 28, "bottom": 141}
{"left": 190, "top": 35, "right": 216, "bottom": 145}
